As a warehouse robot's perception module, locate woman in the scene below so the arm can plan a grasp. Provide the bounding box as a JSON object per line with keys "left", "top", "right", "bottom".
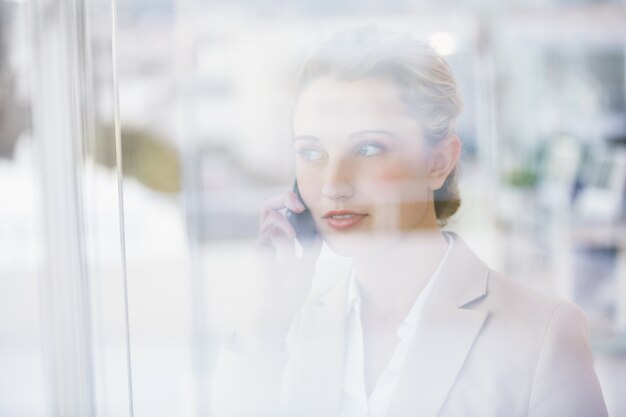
{"left": 212, "top": 28, "right": 608, "bottom": 417}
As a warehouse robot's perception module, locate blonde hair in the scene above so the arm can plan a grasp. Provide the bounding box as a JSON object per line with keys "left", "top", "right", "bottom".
{"left": 296, "top": 27, "right": 463, "bottom": 225}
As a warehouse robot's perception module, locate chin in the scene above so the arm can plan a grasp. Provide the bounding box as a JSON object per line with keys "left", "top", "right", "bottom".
{"left": 321, "top": 230, "right": 392, "bottom": 258}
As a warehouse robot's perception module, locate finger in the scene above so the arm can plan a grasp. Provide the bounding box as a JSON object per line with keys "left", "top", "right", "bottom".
{"left": 285, "top": 191, "right": 306, "bottom": 213}
{"left": 269, "top": 228, "right": 293, "bottom": 255}
{"left": 260, "top": 195, "right": 287, "bottom": 222}
{"left": 255, "top": 228, "right": 275, "bottom": 250}
{"left": 259, "top": 211, "right": 296, "bottom": 240}
{"left": 256, "top": 225, "right": 289, "bottom": 251}
{"left": 260, "top": 192, "right": 305, "bottom": 223}
{"left": 256, "top": 226, "right": 293, "bottom": 260}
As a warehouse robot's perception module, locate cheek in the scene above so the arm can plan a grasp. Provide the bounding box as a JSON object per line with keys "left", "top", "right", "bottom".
{"left": 295, "top": 168, "right": 323, "bottom": 208}
{"left": 358, "top": 158, "right": 430, "bottom": 202}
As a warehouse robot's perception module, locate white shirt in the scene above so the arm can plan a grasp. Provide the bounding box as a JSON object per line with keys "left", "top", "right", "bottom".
{"left": 339, "top": 232, "right": 454, "bottom": 417}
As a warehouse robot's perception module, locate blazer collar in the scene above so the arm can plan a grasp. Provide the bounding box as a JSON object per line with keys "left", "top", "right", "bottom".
{"left": 282, "top": 232, "right": 490, "bottom": 417}
{"left": 428, "top": 231, "right": 489, "bottom": 308}
{"left": 311, "top": 231, "right": 489, "bottom": 308}
{"left": 386, "top": 232, "right": 490, "bottom": 417}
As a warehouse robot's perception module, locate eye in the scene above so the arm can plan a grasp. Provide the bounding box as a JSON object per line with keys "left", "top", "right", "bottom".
{"left": 355, "top": 142, "right": 385, "bottom": 157}
{"left": 297, "top": 147, "right": 326, "bottom": 162}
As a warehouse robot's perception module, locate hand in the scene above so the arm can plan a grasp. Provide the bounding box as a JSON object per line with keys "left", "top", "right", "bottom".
{"left": 234, "top": 191, "right": 322, "bottom": 351}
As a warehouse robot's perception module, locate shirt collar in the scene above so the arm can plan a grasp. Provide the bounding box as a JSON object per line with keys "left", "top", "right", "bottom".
{"left": 345, "top": 231, "right": 455, "bottom": 338}
{"left": 346, "top": 263, "right": 361, "bottom": 315}
{"left": 398, "top": 231, "right": 454, "bottom": 338}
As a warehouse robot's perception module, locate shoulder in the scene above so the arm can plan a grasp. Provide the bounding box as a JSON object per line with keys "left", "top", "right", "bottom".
{"left": 477, "top": 269, "right": 601, "bottom": 399}
{"left": 445, "top": 232, "right": 581, "bottom": 331}
{"left": 485, "top": 268, "right": 593, "bottom": 350}
{"left": 483, "top": 272, "right": 610, "bottom": 416}
{"left": 485, "top": 270, "right": 581, "bottom": 325}
{"left": 468, "top": 271, "right": 607, "bottom": 415}
{"left": 478, "top": 268, "right": 592, "bottom": 350}
{"left": 446, "top": 232, "right": 591, "bottom": 358}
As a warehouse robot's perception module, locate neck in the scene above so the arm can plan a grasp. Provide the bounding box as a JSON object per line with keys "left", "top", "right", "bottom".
{"left": 353, "top": 228, "right": 449, "bottom": 320}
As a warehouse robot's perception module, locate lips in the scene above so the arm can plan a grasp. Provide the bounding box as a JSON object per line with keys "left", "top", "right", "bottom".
{"left": 322, "top": 210, "right": 368, "bottom": 230}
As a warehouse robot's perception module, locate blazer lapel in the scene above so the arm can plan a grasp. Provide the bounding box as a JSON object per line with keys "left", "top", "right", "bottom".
{"left": 386, "top": 233, "right": 490, "bottom": 417}
{"left": 280, "top": 234, "right": 491, "bottom": 417}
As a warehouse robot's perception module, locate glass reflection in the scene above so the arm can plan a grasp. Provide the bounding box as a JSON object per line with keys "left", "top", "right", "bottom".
{"left": 2, "top": 0, "right": 625, "bottom": 416}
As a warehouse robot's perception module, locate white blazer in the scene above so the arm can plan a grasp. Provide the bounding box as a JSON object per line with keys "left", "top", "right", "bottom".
{"left": 211, "top": 232, "right": 608, "bottom": 417}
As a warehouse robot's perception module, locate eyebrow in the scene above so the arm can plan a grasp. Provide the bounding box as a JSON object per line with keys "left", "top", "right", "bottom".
{"left": 292, "top": 130, "right": 400, "bottom": 143}
{"left": 292, "top": 134, "right": 319, "bottom": 142}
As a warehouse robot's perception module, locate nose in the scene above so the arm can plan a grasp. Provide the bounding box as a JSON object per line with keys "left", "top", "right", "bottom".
{"left": 321, "top": 158, "right": 354, "bottom": 201}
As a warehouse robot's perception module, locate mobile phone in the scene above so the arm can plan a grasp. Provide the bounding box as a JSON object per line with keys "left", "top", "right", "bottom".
{"left": 286, "top": 180, "right": 318, "bottom": 246}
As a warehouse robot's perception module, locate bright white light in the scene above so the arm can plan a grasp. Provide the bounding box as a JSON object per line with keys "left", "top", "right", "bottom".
{"left": 428, "top": 32, "right": 457, "bottom": 56}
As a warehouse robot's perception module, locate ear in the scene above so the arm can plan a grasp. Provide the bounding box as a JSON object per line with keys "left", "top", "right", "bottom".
{"left": 428, "top": 135, "right": 461, "bottom": 190}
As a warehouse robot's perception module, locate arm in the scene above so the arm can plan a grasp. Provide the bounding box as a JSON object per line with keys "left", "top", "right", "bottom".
{"left": 210, "top": 190, "right": 321, "bottom": 417}
{"left": 527, "top": 302, "right": 608, "bottom": 417}
{"left": 210, "top": 309, "right": 305, "bottom": 417}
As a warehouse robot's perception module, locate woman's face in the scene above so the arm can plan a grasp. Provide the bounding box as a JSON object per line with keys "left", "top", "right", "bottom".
{"left": 292, "top": 76, "right": 444, "bottom": 256}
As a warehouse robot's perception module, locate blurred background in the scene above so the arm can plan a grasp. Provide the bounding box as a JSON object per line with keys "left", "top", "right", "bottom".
{"left": 1, "top": 0, "right": 625, "bottom": 416}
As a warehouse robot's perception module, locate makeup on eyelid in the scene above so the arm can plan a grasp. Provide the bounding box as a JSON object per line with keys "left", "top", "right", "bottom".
{"left": 291, "top": 77, "right": 434, "bottom": 257}
{"left": 295, "top": 140, "right": 389, "bottom": 162}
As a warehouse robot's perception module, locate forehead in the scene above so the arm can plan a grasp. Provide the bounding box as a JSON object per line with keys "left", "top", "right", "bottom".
{"left": 292, "top": 77, "right": 420, "bottom": 139}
